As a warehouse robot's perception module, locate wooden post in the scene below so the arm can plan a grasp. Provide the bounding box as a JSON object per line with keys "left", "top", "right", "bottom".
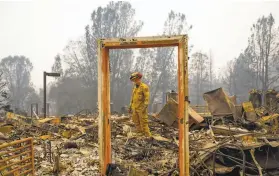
{"left": 178, "top": 36, "right": 189, "bottom": 176}
{"left": 98, "top": 41, "right": 111, "bottom": 175}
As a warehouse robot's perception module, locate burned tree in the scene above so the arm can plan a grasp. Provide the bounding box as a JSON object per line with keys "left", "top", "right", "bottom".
{"left": 190, "top": 52, "right": 209, "bottom": 104}
{"left": 0, "top": 71, "right": 9, "bottom": 112}
{"left": 149, "top": 10, "right": 192, "bottom": 106}
{"left": 0, "top": 55, "right": 35, "bottom": 113}
{"left": 247, "top": 14, "right": 279, "bottom": 93}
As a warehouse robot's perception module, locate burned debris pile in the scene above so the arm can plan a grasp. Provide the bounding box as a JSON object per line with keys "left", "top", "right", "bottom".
{"left": 1, "top": 113, "right": 181, "bottom": 175}
{"left": 189, "top": 88, "right": 279, "bottom": 176}
{"left": 1, "top": 87, "right": 279, "bottom": 175}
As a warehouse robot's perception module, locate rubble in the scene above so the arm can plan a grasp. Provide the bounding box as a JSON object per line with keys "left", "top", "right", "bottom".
{"left": 1, "top": 88, "right": 279, "bottom": 175}
{"left": 0, "top": 132, "right": 8, "bottom": 140}
{"left": 1, "top": 113, "right": 181, "bottom": 175}
{"left": 157, "top": 93, "right": 204, "bottom": 128}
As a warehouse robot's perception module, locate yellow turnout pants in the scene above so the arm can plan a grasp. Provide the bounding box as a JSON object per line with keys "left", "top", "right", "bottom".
{"left": 131, "top": 108, "right": 151, "bottom": 137}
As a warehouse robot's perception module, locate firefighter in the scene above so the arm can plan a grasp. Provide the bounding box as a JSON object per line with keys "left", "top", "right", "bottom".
{"left": 129, "top": 72, "right": 151, "bottom": 137}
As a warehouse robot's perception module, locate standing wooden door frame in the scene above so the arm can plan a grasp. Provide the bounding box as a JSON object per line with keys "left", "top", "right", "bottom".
{"left": 98, "top": 35, "right": 189, "bottom": 176}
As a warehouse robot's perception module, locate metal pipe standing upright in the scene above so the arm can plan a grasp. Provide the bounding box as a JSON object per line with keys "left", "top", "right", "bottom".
{"left": 43, "top": 71, "right": 46, "bottom": 118}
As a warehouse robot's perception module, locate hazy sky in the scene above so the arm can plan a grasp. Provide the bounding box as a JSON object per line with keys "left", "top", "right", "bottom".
{"left": 0, "top": 0, "right": 279, "bottom": 89}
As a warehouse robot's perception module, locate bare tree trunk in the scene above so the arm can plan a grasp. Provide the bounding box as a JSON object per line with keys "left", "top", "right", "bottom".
{"left": 196, "top": 69, "right": 199, "bottom": 105}
{"left": 199, "top": 55, "right": 203, "bottom": 104}
{"left": 209, "top": 50, "right": 213, "bottom": 90}
{"left": 264, "top": 25, "right": 272, "bottom": 93}
{"left": 150, "top": 48, "right": 175, "bottom": 106}
{"left": 265, "top": 55, "right": 269, "bottom": 91}
{"left": 256, "top": 55, "right": 259, "bottom": 89}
